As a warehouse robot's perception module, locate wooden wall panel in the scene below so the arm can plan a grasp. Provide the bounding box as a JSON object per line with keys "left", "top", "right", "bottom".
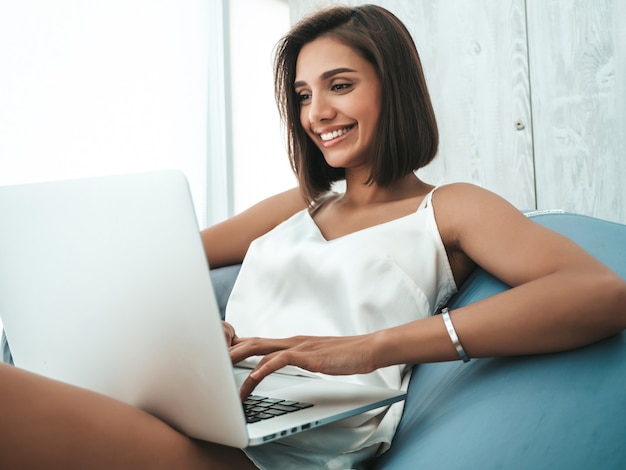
{"left": 527, "top": 0, "right": 625, "bottom": 223}
{"left": 394, "top": 0, "right": 535, "bottom": 210}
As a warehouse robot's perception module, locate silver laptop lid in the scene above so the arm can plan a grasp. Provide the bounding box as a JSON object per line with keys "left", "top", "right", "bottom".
{"left": 0, "top": 171, "right": 249, "bottom": 446}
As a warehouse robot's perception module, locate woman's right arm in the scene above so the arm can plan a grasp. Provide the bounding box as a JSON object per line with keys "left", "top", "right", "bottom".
{"left": 201, "top": 187, "right": 307, "bottom": 269}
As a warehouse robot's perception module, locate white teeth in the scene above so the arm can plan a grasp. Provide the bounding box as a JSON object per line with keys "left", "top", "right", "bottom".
{"left": 320, "top": 126, "right": 351, "bottom": 141}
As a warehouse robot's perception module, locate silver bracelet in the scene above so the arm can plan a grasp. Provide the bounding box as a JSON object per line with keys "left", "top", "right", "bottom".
{"left": 441, "top": 307, "right": 470, "bottom": 363}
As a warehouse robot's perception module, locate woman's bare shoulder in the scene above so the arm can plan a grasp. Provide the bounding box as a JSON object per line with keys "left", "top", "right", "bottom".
{"left": 431, "top": 182, "right": 605, "bottom": 288}
{"left": 432, "top": 182, "right": 526, "bottom": 229}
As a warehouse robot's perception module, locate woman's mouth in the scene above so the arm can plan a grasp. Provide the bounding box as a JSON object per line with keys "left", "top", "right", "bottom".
{"left": 319, "top": 125, "right": 354, "bottom": 142}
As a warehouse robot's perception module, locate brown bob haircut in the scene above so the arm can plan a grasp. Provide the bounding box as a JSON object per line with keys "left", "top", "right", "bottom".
{"left": 274, "top": 4, "right": 439, "bottom": 204}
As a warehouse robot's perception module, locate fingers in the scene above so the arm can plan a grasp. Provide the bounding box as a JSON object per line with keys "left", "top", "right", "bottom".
{"left": 238, "top": 352, "right": 293, "bottom": 400}
{"left": 230, "top": 337, "right": 309, "bottom": 399}
{"left": 222, "top": 321, "right": 237, "bottom": 346}
{"left": 229, "top": 336, "right": 299, "bottom": 365}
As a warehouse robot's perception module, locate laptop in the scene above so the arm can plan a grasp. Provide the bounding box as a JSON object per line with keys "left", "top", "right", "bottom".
{"left": 0, "top": 170, "right": 405, "bottom": 447}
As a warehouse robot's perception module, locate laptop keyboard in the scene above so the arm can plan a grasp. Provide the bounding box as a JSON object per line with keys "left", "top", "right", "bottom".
{"left": 243, "top": 395, "right": 314, "bottom": 424}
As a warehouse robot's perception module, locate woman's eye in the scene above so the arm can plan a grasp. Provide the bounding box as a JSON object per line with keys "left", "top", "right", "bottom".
{"left": 331, "top": 83, "right": 352, "bottom": 92}
{"left": 298, "top": 93, "right": 311, "bottom": 103}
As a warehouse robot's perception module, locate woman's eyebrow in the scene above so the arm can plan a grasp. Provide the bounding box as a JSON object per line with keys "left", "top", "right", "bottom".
{"left": 294, "top": 67, "right": 357, "bottom": 88}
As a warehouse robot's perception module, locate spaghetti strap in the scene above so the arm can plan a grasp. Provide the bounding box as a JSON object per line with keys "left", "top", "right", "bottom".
{"left": 417, "top": 186, "right": 438, "bottom": 212}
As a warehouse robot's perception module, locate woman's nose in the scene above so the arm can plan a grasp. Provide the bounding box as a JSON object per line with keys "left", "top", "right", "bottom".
{"left": 308, "top": 93, "right": 335, "bottom": 123}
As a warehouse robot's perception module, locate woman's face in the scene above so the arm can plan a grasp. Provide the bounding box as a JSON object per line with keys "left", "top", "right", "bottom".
{"left": 294, "top": 36, "right": 382, "bottom": 172}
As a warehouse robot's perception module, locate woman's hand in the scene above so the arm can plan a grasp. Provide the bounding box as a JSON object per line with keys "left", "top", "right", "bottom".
{"left": 222, "top": 321, "right": 238, "bottom": 346}
{"left": 229, "top": 334, "right": 380, "bottom": 400}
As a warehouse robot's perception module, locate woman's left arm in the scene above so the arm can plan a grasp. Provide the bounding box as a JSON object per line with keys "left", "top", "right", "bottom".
{"left": 377, "top": 183, "right": 626, "bottom": 367}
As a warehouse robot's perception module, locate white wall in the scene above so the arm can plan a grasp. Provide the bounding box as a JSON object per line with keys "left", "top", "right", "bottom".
{"left": 0, "top": 0, "right": 211, "bottom": 225}
{"left": 229, "top": 0, "right": 296, "bottom": 213}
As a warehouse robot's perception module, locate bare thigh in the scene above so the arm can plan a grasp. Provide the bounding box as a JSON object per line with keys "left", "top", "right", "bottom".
{"left": 0, "top": 363, "right": 256, "bottom": 469}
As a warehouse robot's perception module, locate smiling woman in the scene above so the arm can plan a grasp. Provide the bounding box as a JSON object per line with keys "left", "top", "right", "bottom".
{"left": 213, "top": 4, "right": 626, "bottom": 469}
{"left": 0, "top": 4, "right": 625, "bottom": 470}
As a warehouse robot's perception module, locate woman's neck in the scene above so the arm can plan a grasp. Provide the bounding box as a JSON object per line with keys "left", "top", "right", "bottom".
{"left": 339, "top": 172, "right": 430, "bottom": 207}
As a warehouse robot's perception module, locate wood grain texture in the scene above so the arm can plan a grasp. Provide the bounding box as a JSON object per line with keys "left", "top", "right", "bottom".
{"left": 527, "top": 0, "right": 625, "bottom": 223}
{"left": 393, "top": 0, "right": 536, "bottom": 211}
